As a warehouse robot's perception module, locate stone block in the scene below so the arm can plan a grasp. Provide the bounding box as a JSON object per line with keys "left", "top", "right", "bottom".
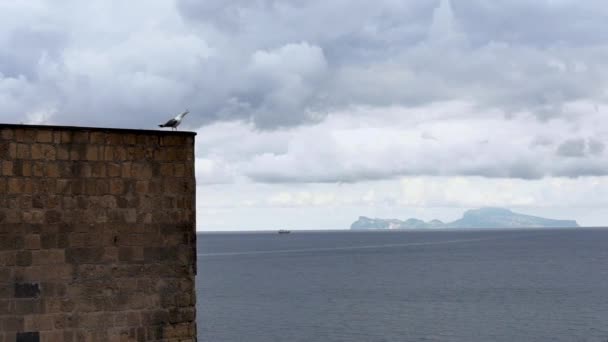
{"left": 65, "top": 247, "right": 104, "bottom": 264}
{"left": 25, "top": 235, "right": 41, "bottom": 250}
{"left": 1, "top": 316, "right": 24, "bottom": 331}
{"left": 113, "top": 146, "right": 127, "bottom": 160}
{"left": 14, "top": 129, "right": 36, "bottom": 142}
{"left": 85, "top": 146, "right": 99, "bottom": 161}
{"left": 131, "top": 163, "right": 153, "bottom": 179}
{"left": 36, "top": 130, "right": 53, "bottom": 143}
{"left": 0, "top": 142, "right": 10, "bottom": 159}
{"left": 60, "top": 131, "right": 72, "bottom": 143}
{"left": 91, "top": 163, "right": 106, "bottom": 177}
{"left": 1, "top": 128, "right": 14, "bottom": 140}
{"left": 163, "top": 323, "right": 191, "bottom": 338}
{"left": 89, "top": 132, "right": 106, "bottom": 144}
{"left": 14, "top": 298, "right": 43, "bottom": 315}
{"left": 56, "top": 146, "right": 69, "bottom": 160}
{"left": 40, "top": 331, "right": 63, "bottom": 342}
{"left": 107, "top": 163, "right": 121, "bottom": 177}
{"left": 45, "top": 211, "right": 62, "bottom": 224}
{"left": 174, "top": 163, "right": 185, "bottom": 177}
{"left": 15, "top": 283, "right": 41, "bottom": 298}
{"left": 103, "top": 146, "right": 114, "bottom": 160}
{"left": 16, "top": 332, "right": 40, "bottom": 342}
{"left": 31, "top": 144, "right": 57, "bottom": 160}
{"left": 135, "top": 180, "right": 148, "bottom": 193}
{"left": 16, "top": 251, "right": 32, "bottom": 266}
{"left": 72, "top": 131, "right": 89, "bottom": 143}
{"left": 104, "top": 133, "right": 120, "bottom": 144}
{"left": 31, "top": 162, "right": 44, "bottom": 177}
{"left": 16, "top": 143, "right": 30, "bottom": 159}
{"left": 52, "top": 131, "right": 61, "bottom": 144}
{"left": 20, "top": 161, "right": 32, "bottom": 176}
{"left": 122, "top": 134, "right": 137, "bottom": 145}
{"left": 1, "top": 160, "right": 13, "bottom": 176}
{"left": 121, "top": 162, "right": 132, "bottom": 177}
{"left": 45, "top": 163, "right": 60, "bottom": 178}
{"left": 8, "top": 179, "right": 22, "bottom": 194}
{"left": 160, "top": 163, "right": 173, "bottom": 176}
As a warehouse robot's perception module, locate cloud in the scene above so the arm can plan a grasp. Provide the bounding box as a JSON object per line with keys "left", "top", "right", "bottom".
{"left": 557, "top": 139, "right": 587, "bottom": 158}
{"left": 245, "top": 42, "right": 329, "bottom": 127}
{"left": 429, "top": 0, "right": 466, "bottom": 45}
{"left": 193, "top": 103, "right": 608, "bottom": 184}
{"left": 556, "top": 137, "right": 607, "bottom": 158}
{"left": 2, "top": 0, "right": 608, "bottom": 131}
{"left": 589, "top": 138, "right": 606, "bottom": 156}
{"left": 452, "top": 1, "right": 608, "bottom": 46}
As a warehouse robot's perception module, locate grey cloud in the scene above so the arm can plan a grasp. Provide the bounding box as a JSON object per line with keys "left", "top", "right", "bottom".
{"left": 557, "top": 139, "right": 587, "bottom": 158}
{"left": 156, "top": 2, "right": 608, "bottom": 125}
{"left": 457, "top": 161, "right": 544, "bottom": 180}
{"left": 556, "top": 138, "right": 606, "bottom": 158}
{"left": 531, "top": 136, "right": 553, "bottom": 148}
{"left": 588, "top": 139, "right": 605, "bottom": 156}
{"left": 421, "top": 132, "right": 438, "bottom": 141}
{"left": 0, "top": 28, "right": 66, "bottom": 80}
{"left": 3, "top": 0, "right": 608, "bottom": 130}
{"left": 245, "top": 155, "right": 548, "bottom": 184}
{"left": 189, "top": 104, "right": 606, "bottom": 184}
{"left": 452, "top": 1, "right": 608, "bottom": 47}
{"left": 554, "top": 161, "right": 608, "bottom": 178}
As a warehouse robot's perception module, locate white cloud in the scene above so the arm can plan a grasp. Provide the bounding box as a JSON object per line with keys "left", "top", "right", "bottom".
{"left": 210, "top": 102, "right": 607, "bottom": 183}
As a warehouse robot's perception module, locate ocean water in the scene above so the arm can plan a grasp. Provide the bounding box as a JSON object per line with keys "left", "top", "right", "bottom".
{"left": 196, "top": 229, "right": 608, "bottom": 342}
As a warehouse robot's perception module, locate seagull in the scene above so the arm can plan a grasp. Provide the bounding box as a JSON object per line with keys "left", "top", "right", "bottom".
{"left": 159, "top": 109, "right": 189, "bottom": 130}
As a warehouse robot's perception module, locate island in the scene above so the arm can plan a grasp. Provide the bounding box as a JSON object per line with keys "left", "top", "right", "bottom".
{"left": 351, "top": 207, "right": 580, "bottom": 230}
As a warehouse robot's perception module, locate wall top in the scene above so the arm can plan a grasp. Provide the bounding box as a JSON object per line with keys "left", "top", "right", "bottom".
{"left": 0, "top": 123, "right": 197, "bottom": 136}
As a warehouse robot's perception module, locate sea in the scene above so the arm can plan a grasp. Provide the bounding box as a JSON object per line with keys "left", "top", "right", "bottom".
{"left": 196, "top": 229, "right": 608, "bottom": 342}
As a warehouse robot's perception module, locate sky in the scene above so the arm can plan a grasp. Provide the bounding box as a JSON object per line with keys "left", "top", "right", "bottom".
{"left": 1, "top": 0, "right": 607, "bottom": 230}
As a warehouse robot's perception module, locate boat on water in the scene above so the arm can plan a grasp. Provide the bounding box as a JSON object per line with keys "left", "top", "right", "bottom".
{"left": 278, "top": 230, "right": 291, "bottom": 234}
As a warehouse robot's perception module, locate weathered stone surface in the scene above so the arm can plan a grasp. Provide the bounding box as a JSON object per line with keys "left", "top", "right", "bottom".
{"left": 0, "top": 124, "right": 196, "bottom": 341}
{"left": 14, "top": 283, "right": 40, "bottom": 299}
{"left": 16, "top": 331, "right": 40, "bottom": 342}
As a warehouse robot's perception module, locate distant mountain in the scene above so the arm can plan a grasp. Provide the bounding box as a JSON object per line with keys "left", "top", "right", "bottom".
{"left": 350, "top": 207, "right": 579, "bottom": 230}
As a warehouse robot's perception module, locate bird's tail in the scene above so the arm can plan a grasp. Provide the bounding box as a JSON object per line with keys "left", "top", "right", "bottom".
{"left": 158, "top": 124, "right": 164, "bottom": 127}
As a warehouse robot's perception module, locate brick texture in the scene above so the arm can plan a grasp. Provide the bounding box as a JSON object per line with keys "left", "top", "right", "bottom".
{"left": 0, "top": 125, "right": 197, "bottom": 341}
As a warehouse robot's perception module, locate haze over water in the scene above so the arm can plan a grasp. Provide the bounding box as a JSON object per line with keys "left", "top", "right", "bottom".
{"left": 196, "top": 229, "right": 608, "bottom": 341}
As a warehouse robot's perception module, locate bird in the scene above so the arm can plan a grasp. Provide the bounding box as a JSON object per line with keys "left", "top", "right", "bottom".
{"left": 159, "top": 109, "right": 189, "bottom": 130}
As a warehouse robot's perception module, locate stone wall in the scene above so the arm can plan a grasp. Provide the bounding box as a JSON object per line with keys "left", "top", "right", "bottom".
{"left": 0, "top": 124, "right": 197, "bottom": 341}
